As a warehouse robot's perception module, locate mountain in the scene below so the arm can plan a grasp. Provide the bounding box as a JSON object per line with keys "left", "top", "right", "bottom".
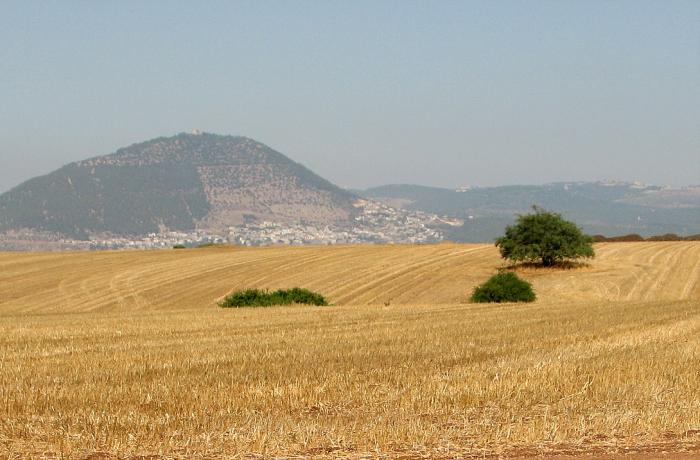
{"left": 362, "top": 182, "right": 700, "bottom": 242}
{"left": 3, "top": 134, "right": 698, "bottom": 246}
{"left": 0, "top": 133, "right": 357, "bottom": 239}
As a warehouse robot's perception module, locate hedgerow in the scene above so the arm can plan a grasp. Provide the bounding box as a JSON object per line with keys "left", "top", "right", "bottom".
{"left": 219, "top": 288, "right": 328, "bottom": 308}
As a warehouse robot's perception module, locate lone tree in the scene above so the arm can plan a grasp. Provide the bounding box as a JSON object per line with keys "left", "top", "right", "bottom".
{"left": 496, "top": 206, "right": 594, "bottom": 267}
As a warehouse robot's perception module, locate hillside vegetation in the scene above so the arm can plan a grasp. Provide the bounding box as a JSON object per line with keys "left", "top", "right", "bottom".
{"left": 1, "top": 243, "right": 699, "bottom": 458}
{"left": 0, "top": 133, "right": 356, "bottom": 239}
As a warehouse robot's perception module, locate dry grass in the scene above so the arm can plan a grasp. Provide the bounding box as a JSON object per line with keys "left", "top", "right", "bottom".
{"left": 0, "top": 242, "right": 699, "bottom": 458}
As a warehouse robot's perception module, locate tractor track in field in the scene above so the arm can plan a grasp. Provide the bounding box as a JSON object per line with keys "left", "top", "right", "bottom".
{"left": 1, "top": 242, "right": 699, "bottom": 313}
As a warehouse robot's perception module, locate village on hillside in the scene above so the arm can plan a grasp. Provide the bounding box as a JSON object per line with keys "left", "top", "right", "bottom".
{"left": 90, "top": 199, "right": 458, "bottom": 249}
{"left": 0, "top": 199, "right": 462, "bottom": 251}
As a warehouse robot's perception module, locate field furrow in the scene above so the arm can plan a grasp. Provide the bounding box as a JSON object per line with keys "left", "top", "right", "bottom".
{"left": 1, "top": 242, "right": 700, "bottom": 458}
{"left": 1, "top": 242, "right": 699, "bottom": 313}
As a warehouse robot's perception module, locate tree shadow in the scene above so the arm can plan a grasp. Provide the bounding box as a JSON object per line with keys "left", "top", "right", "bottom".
{"left": 500, "top": 260, "right": 592, "bottom": 272}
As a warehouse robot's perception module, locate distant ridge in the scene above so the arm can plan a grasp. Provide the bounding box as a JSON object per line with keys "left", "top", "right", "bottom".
{"left": 2, "top": 134, "right": 698, "bottom": 245}
{"left": 0, "top": 133, "right": 357, "bottom": 239}
{"left": 362, "top": 182, "right": 700, "bottom": 241}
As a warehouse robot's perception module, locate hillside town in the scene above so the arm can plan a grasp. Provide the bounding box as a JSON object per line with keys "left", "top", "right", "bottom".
{"left": 0, "top": 199, "right": 461, "bottom": 251}
{"left": 228, "top": 199, "right": 457, "bottom": 246}
{"left": 89, "top": 199, "right": 456, "bottom": 249}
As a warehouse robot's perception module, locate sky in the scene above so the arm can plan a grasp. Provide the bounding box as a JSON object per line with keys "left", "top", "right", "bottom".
{"left": 0, "top": 1, "right": 698, "bottom": 192}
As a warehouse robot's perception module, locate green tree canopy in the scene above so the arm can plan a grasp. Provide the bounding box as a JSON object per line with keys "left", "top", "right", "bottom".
{"left": 496, "top": 206, "right": 594, "bottom": 266}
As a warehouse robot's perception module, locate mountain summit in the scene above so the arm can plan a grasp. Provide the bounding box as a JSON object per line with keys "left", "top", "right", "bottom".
{"left": 0, "top": 133, "right": 356, "bottom": 239}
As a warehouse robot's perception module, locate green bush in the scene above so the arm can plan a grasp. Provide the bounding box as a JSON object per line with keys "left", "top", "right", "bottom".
{"left": 471, "top": 272, "right": 536, "bottom": 303}
{"left": 173, "top": 244, "right": 187, "bottom": 249}
{"left": 219, "top": 288, "right": 328, "bottom": 308}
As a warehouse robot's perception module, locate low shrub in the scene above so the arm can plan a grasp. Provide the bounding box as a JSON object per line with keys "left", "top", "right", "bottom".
{"left": 593, "top": 234, "right": 644, "bottom": 243}
{"left": 471, "top": 272, "right": 536, "bottom": 303}
{"left": 594, "top": 233, "right": 699, "bottom": 242}
{"left": 173, "top": 244, "right": 187, "bottom": 249}
{"left": 219, "top": 288, "right": 328, "bottom": 308}
{"left": 647, "top": 233, "right": 682, "bottom": 242}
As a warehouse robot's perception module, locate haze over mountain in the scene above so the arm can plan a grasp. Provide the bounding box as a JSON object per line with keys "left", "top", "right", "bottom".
{"left": 0, "top": 133, "right": 356, "bottom": 240}
{"left": 2, "top": 3, "right": 698, "bottom": 194}
{"left": 362, "top": 183, "right": 700, "bottom": 241}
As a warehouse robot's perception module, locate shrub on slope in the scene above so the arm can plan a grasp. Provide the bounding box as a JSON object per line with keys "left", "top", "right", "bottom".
{"left": 219, "top": 288, "right": 328, "bottom": 308}
{"left": 471, "top": 272, "right": 536, "bottom": 303}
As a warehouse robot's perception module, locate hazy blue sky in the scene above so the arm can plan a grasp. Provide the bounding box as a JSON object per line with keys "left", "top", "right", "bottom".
{"left": 1, "top": 1, "right": 698, "bottom": 192}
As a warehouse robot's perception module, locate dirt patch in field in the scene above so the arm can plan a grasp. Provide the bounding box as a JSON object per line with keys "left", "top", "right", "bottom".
{"left": 504, "top": 442, "right": 700, "bottom": 459}
{"left": 73, "top": 446, "right": 700, "bottom": 459}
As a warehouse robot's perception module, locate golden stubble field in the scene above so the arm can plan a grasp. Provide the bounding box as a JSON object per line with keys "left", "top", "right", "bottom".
{"left": 1, "top": 242, "right": 699, "bottom": 458}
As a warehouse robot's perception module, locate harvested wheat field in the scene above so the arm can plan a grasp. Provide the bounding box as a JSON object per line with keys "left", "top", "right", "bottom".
{"left": 1, "top": 242, "right": 699, "bottom": 458}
